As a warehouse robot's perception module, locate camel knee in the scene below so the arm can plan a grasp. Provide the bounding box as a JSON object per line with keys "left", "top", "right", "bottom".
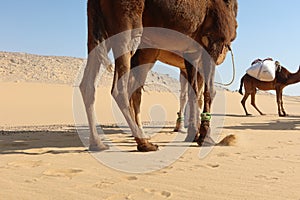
{"left": 79, "top": 81, "right": 96, "bottom": 106}
{"left": 180, "top": 93, "right": 188, "bottom": 110}
{"left": 130, "top": 29, "right": 142, "bottom": 55}
{"left": 277, "top": 100, "right": 282, "bottom": 106}
{"left": 132, "top": 87, "right": 142, "bottom": 97}
{"left": 180, "top": 92, "right": 188, "bottom": 102}
{"left": 198, "top": 91, "right": 204, "bottom": 109}
{"left": 111, "top": 86, "right": 130, "bottom": 110}
{"left": 131, "top": 88, "right": 142, "bottom": 112}
{"left": 240, "top": 100, "right": 245, "bottom": 106}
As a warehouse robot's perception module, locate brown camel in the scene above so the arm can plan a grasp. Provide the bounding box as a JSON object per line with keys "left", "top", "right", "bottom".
{"left": 80, "top": 0, "right": 238, "bottom": 151}
{"left": 239, "top": 65, "right": 300, "bottom": 116}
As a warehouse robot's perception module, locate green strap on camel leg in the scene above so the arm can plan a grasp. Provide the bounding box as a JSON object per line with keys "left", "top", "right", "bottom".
{"left": 201, "top": 112, "right": 212, "bottom": 121}
{"left": 176, "top": 112, "right": 184, "bottom": 123}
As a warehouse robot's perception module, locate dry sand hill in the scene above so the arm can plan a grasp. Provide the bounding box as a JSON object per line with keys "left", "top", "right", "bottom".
{"left": 0, "top": 52, "right": 299, "bottom": 200}
{"left": 0, "top": 51, "right": 180, "bottom": 92}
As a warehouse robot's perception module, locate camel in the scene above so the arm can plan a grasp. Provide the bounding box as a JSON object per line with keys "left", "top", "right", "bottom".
{"left": 239, "top": 65, "right": 300, "bottom": 116}
{"left": 80, "top": 0, "right": 238, "bottom": 151}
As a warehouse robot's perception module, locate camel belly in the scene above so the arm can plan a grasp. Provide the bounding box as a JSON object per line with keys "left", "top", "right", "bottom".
{"left": 157, "top": 50, "right": 185, "bottom": 70}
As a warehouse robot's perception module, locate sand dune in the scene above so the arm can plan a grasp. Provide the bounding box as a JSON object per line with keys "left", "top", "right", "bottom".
{"left": 1, "top": 52, "right": 300, "bottom": 199}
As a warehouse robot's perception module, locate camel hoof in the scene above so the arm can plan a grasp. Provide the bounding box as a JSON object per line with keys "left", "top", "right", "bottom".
{"left": 89, "top": 143, "right": 109, "bottom": 152}
{"left": 197, "top": 135, "right": 216, "bottom": 146}
{"left": 137, "top": 142, "right": 159, "bottom": 152}
{"left": 197, "top": 134, "right": 206, "bottom": 146}
{"left": 173, "top": 123, "right": 186, "bottom": 133}
{"left": 179, "top": 127, "right": 187, "bottom": 133}
{"left": 246, "top": 113, "right": 252, "bottom": 116}
{"left": 135, "top": 138, "right": 158, "bottom": 152}
{"left": 174, "top": 127, "right": 187, "bottom": 133}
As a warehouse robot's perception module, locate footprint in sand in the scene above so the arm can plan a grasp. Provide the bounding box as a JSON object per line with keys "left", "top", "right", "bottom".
{"left": 143, "top": 188, "right": 172, "bottom": 198}
{"left": 206, "top": 163, "right": 220, "bottom": 168}
{"left": 161, "top": 191, "right": 172, "bottom": 198}
{"left": 193, "top": 164, "right": 206, "bottom": 169}
{"left": 125, "top": 176, "right": 138, "bottom": 181}
{"left": 93, "top": 179, "right": 115, "bottom": 189}
{"left": 157, "top": 170, "right": 168, "bottom": 174}
{"left": 255, "top": 175, "right": 279, "bottom": 181}
{"left": 266, "top": 146, "right": 278, "bottom": 150}
{"left": 7, "top": 160, "right": 43, "bottom": 168}
{"left": 104, "top": 194, "right": 133, "bottom": 200}
{"left": 24, "top": 178, "right": 39, "bottom": 183}
{"left": 151, "top": 169, "right": 169, "bottom": 175}
{"left": 271, "top": 170, "right": 285, "bottom": 175}
{"left": 216, "top": 152, "right": 230, "bottom": 157}
{"left": 42, "top": 168, "right": 83, "bottom": 179}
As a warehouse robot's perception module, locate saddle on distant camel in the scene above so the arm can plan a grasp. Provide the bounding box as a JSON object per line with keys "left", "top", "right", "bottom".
{"left": 246, "top": 58, "right": 280, "bottom": 81}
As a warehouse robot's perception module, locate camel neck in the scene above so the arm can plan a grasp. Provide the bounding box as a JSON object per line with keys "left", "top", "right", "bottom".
{"left": 286, "top": 70, "right": 300, "bottom": 85}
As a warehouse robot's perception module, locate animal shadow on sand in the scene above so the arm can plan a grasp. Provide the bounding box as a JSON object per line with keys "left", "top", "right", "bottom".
{"left": 0, "top": 125, "right": 185, "bottom": 154}
{"left": 223, "top": 117, "right": 300, "bottom": 131}
{"left": 0, "top": 126, "right": 85, "bottom": 155}
{"left": 212, "top": 113, "right": 252, "bottom": 118}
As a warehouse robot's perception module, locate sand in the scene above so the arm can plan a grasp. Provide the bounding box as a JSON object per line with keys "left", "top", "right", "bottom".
{"left": 1, "top": 52, "right": 300, "bottom": 199}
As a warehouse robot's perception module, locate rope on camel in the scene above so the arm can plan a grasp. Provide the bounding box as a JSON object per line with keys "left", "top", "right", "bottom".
{"left": 214, "top": 45, "right": 236, "bottom": 87}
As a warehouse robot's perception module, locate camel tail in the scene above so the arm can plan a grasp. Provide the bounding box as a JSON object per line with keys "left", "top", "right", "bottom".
{"left": 238, "top": 75, "right": 245, "bottom": 95}
{"left": 87, "top": 0, "right": 108, "bottom": 53}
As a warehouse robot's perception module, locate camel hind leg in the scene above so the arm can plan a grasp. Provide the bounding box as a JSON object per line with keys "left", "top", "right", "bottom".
{"left": 250, "top": 92, "right": 264, "bottom": 115}
{"left": 241, "top": 92, "right": 251, "bottom": 116}
{"left": 184, "top": 56, "right": 202, "bottom": 142}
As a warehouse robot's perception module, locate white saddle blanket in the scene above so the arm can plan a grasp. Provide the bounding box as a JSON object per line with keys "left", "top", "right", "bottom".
{"left": 246, "top": 60, "right": 277, "bottom": 81}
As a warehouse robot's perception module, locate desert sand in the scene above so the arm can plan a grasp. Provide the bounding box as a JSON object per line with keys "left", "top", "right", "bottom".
{"left": 0, "top": 52, "right": 299, "bottom": 200}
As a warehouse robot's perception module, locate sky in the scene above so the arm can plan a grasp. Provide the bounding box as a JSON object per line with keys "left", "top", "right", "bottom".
{"left": 0, "top": 0, "right": 299, "bottom": 96}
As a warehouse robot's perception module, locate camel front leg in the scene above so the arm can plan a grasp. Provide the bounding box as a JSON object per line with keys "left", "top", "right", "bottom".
{"left": 276, "top": 87, "right": 286, "bottom": 116}
{"left": 79, "top": 47, "right": 109, "bottom": 151}
{"left": 184, "top": 58, "right": 200, "bottom": 142}
{"left": 197, "top": 84, "right": 216, "bottom": 146}
{"left": 196, "top": 73, "right": 204, "bottom": 127}
{"left": 174, "top": 69, "right": 188, "bottom": 132}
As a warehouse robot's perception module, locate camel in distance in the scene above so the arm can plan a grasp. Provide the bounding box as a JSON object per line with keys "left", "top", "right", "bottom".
{"left": 80, "top": 0, "right": 238, "bottom": 151}
{"left": 239, "top": 65, "right": 300, "bottom": 116}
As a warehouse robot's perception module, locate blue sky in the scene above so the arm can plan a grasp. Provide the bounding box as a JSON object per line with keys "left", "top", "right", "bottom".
{"left": 0, "top": 1, "right": 299, "bottom": 96}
